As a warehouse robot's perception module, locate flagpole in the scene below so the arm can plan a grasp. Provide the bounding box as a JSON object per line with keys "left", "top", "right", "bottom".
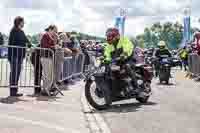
{"left": 183, "top": 6, "right": 191, "bottom": 45}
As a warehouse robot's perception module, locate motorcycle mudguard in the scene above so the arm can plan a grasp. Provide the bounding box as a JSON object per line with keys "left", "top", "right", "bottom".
{"left": 159, "top": 66, "right": 170, "bottom": 81}
{"left": 91, "top": 73, "right": 112, "bottom": 92}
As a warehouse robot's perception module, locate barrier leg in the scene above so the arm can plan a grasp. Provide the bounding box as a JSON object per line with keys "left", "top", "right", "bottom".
{"left": 41, "top": 58, "right": 53, "bottom": 96}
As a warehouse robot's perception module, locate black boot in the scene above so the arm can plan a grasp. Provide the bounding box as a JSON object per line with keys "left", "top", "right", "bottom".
{"left": 33, "top": 87, "right": 41, "bottom": 96}
{"left": 10, "top": 88, "right": 23, "bottom": 97}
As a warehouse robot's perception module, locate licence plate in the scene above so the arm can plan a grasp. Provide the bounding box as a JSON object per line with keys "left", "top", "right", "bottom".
{"left": 162, "top": 58, "right": 168, "bottom": 62}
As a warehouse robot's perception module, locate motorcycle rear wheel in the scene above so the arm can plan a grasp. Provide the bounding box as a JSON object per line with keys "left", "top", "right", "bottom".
{"left": 85, "top": 80, "right": 112, "bottom": 110}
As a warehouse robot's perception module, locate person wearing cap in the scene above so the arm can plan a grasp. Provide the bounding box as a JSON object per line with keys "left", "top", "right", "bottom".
{"left": 40, "top": 25, "right": 59, "bottom": 95}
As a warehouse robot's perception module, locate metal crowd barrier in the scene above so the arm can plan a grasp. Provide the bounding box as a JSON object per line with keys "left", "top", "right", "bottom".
{"left": 58, "top": 52, "right": 85, "bottom": 82}
{"left": 188, "top": 53, "right": 200, "bottom": 77}
{"left": 0, "top": 45, "right": 86, "bottom": 96}
{"left": 0, "top": 45, "right": 43, "bottom": 88}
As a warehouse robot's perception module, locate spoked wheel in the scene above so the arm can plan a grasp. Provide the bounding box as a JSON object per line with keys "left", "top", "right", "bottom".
{"left": 136, "top": 82, "right": 151, "bottom": 103}
{"left": 85, "top": 80, "right": 111, "bottom": 110}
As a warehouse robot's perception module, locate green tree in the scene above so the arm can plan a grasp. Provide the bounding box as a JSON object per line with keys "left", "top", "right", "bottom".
{"left": 143, "top": 28, "right": 152, "bottom": 48}
{"left": 136, "top": 21, "right": 185, "bottom": 49}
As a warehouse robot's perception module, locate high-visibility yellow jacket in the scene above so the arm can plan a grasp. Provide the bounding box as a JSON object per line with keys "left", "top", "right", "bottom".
{"left": 179, "top": 49, "right": 188, "bottom": 59}
{"left": 104, "top": 37, "right": 134, "bottom": 62}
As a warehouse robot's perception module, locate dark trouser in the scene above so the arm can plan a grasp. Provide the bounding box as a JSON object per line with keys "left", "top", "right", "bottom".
{"left": 9, "top": 58, "right": 23, "bottom": 95}
{"left": 123, "top": 60, "right": 137, "bottom": 87}
{"left": 182, "top": 58, "right": 188, "bottom": 71}
{"left": 31, "top": 50, "right": 42, "bottom": 93}
{"left": 155, "top": 63, "right": 159, "bottom": 77}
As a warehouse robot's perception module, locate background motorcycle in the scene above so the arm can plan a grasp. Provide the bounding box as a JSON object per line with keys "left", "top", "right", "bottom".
{"left": 158, "top": 55, "right": 172, "bottom": 84}
{"left": 84, "top": 58, "right": 153, "bottom": 110}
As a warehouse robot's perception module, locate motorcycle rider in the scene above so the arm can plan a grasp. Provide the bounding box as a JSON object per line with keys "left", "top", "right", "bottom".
{"left": 154, "top": 41, "right": 171, "bottom": 77}
{"left": 103, "top": 28, "right": 137, "bottom": 94}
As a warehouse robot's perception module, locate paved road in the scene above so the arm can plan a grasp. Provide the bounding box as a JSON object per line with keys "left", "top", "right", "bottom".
{"left": 97, "top": 71, "right": 200, "bottom": 133}
{"left": 1, "top": 65, "right": 200, "bottom": 133}
{"left": 0, "top": 84, "right": 90, "bottom": 133}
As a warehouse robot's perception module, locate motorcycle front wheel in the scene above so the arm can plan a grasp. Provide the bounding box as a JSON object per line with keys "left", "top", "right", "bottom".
{"left": 85, "top": 80, "right": 112, "bottom": 110}
{"left": 136, "top": 96, "right": 149, "bottom": 103}
{"left": 136, "top": 82, "right": 151, "bottom": 103}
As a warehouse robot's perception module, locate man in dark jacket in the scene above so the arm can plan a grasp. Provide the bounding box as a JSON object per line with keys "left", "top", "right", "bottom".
{"left": 8, "top": 16, "right": 29, "bottom": 97}
{"left": 154, "top": 41, "right": 171, "bottom": 77}
{"left": 0, "top": 33, "right": 4, "bottom": 57}
{"left": 0, "top": 32, "right": 4, "bottom": 45}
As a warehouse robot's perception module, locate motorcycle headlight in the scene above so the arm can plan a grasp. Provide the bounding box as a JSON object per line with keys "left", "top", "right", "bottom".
{"left": 137, "top": 80, "right": 143, "bottom": 85}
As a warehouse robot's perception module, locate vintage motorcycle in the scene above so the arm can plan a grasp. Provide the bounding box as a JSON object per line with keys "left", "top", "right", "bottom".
{"left": 84, "top": 56, "right": 153, "bottom": 110}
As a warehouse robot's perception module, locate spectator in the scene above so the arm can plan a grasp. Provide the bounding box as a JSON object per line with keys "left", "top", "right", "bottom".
{"left": 40, "top": 25, "right": 58, "bottom": 95}
{"left": 59, "top": 32, "right": 72, "bottom": 56}
{"left": 69, "top": 34, "right": 80, "bottom": 55}
{"left": 192, "top": 32, "right": 200, "bottom": 55}
{"left": 70, "top": 35, "right": 82, "bottom": 79}
{"left": 0, "top": 32, "right": 4, "bottom": 57}
{"left": 179, "top": 46, "right": 189, "bottom": 71}
{"left": 63, "top": 33, "right": 81, "bottom": 84}
{"left": 53, "top": 32, "right": 73, "bottom": 85}
{"left": 30, "top": 31, "right": 48, "bottom": 96}
{"left": 0, "top": 32, "right": 4, "bottom": 45}
{"left": 8, "top": 16, "right": 30, "bottom": 97}
{"left": 81, "top": 42, "right": 90, "bottom": 72}
{"left": 134, "top": 46, "right": 145, "bottom": 64}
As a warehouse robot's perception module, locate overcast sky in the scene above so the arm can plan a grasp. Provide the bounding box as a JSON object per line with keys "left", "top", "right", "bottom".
{"left": 0, "top": 0, "right": 198, "bottom": 36}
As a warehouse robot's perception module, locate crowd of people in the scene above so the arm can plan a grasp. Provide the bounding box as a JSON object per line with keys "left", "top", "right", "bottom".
{"left": 3, "top": 16, "right": 200, "bottom": 97}
{"left": 6, "top": 16, "right": 88, "bottom": 97}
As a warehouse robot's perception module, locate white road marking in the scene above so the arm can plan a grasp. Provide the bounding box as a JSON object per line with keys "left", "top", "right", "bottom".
{"left": 81, "top": 88, "right": 111, "bottom": 133}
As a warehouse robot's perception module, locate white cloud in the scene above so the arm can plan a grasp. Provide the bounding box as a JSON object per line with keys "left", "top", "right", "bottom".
{"left": 0, "top": 0, "right": 197, "bottom": 37}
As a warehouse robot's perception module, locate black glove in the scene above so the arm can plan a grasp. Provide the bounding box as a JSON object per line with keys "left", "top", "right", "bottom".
{"left": 115, "top": 56, "right": 125, "bottom": 65}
